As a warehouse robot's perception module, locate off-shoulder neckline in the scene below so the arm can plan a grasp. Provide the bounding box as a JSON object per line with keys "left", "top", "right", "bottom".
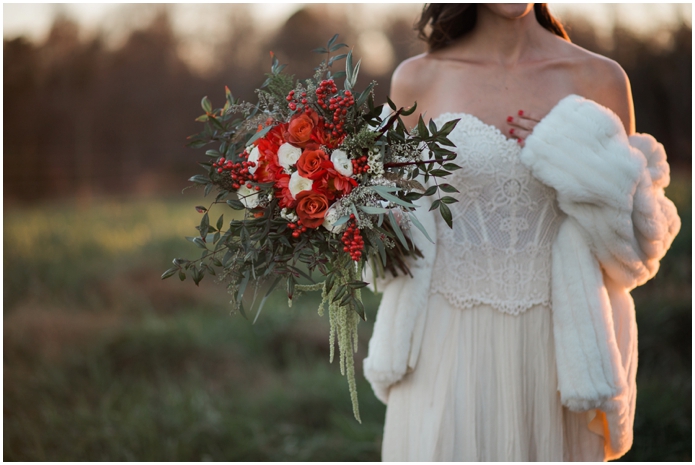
{"left": 432, "top": 94, "right": 624, "bottom": 145}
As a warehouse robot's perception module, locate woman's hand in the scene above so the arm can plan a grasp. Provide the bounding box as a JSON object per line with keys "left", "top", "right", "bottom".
{"left": 506, "top": 110, "right": 541, "bottom": 146}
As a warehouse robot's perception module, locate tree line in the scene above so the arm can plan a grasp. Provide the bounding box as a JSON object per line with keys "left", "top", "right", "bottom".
{"left": 4, "top": 6, "right": 691, "bottom": 202}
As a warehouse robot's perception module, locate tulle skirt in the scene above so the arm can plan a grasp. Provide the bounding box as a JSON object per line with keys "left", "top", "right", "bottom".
{"left": 381, "top": 293, "right": 605, "bottom": 461}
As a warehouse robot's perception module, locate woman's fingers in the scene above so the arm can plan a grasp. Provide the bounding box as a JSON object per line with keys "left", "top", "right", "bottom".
{"left": 516, "top": 109, "right": 542, "bottom": 123}
{"left": 506, "top": 109, "right": 541, "bottom": 145}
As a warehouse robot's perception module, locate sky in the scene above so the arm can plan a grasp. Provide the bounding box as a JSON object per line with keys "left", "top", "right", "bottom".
{"left": 4, "top": 3, "right": 692, "bottom": 41}
{"left": 3, "top": 3, "right": 691, "bottom": 72}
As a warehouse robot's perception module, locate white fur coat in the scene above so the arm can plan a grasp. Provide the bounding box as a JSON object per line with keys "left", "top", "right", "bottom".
{"left": 363, "top": 94, "right": 681, "bottom": 461}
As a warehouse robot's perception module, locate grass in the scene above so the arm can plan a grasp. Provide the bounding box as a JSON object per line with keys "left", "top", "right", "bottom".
{"left": 3, "top": 176, "right": 691, "bottom": 461}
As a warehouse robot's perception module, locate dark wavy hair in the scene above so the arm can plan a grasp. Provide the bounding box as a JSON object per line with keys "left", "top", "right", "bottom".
{"left": 416, "top": 4, "right": 570, "bottom": 51}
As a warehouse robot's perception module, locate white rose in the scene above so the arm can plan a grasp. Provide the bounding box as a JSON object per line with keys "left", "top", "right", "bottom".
{"left": 247, "top": 146, "right": 261, "bottom": 174}
{"left": 280, "top": 207, "right": 298, "bottom": 223}
{"left": 322, "top": 204, "right": 347, "bottom": 233}
{"left": 330, "top": 149, "right": 353, "bottom": 177}
{"left": 277, "top": 143, "right": 302, "bottom": 172}
{"left": 237, "top": 184, "right": 260, "bottom": 208}
{"left": 288, "top": 171, "right": 313, "bottom": 198}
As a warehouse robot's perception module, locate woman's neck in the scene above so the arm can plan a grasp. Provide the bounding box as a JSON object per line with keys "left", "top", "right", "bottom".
{"left": 446, "top": 7, "right": 552, "bottom": 66}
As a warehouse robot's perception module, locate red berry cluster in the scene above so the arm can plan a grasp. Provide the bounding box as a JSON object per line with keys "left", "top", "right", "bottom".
{"left": 316, "top": 80, "right": 355, "bottom": 138}
{"left": 287, "top": 219, "right": 308, "bottom": 238}
{"left": 351, "top": 155, "right": 370, "bottom": 175}
{"left": 213, "top": 154, "right": 258, "bottom": 191}
{"left": 315, "top": 79, "right": 338, "bottom": 110}
{"left": 341, "top": 215, "right": 364, "bottom": 261}
{"left": 286, "top": 90, "right": 308, "bottom": 112}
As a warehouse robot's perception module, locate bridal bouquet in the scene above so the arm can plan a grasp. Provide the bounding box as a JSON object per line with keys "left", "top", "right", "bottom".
{"left": 163, "top": 35, "right": 460, "bottom": 420}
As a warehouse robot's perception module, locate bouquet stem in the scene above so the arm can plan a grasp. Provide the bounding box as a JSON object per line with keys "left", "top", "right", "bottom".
{"left": 383, "top": 159, "right": 441, "bottom": 169}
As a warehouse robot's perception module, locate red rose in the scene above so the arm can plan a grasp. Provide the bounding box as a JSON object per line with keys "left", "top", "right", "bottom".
{"left": 254, "top": 150, "right": 281, "bottom": 183}
{"left": 253, "top": 124, "right": 288, "bottom": 183}
{"left": 274, "top": 174, "right": 296, "bottom": 209}
{"left": 330, "top": 171, "right": 357, "bottom": 195}
{"left": 297, "top": 147, "right": 329, "bottom": 178}
{"left": 315, "top": 163, "right": 357, "bottom": 199}
{"left": 285, "top": 112, "right": 318, "bottom": 147}
{"left": 295, "top": 191, "right": 329, "bottom": 228}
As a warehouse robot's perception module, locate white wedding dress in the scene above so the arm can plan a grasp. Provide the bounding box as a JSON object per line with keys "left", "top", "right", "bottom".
{"left": 380, "top": 113, "right": 605, "bottom": 461}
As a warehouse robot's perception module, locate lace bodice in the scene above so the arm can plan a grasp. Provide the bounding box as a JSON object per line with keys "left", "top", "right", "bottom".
{"left": 429, "top": 113, "right": 564, "bottom": 315}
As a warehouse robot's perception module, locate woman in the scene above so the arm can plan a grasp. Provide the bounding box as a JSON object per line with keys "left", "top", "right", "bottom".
{"left": 363, "top": 4, "right": 681, "bottom": 461}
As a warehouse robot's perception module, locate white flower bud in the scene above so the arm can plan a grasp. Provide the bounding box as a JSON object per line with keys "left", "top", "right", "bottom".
{"left": 288, "top": 171, "right": 313, "bottom": 198}
{"left": 247, "top": 146, "right": 261, "bottom": 174}
{"left": 277, "top": 143, "right": 302, "bottom": 172}
{"left": 237, "top": 184, "right": 260, "bottom": 208}
{"left": 322, "top": 204, "right": 347, "bottom": 233}
{"left": 280, "top": 208, "right": 298, "bottom": 223}
{"left": 330, "top": 149, "right": 353, "bottom": 177}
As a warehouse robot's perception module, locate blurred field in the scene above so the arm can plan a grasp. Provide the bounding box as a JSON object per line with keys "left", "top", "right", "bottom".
{"left": 3, "top": 175, "right": 691, "bottom": 461}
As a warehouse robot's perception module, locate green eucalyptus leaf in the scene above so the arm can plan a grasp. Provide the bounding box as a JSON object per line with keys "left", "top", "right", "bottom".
{"left": 417, "top": 115, "right": 428, "bottom": 138}
{"left": 339, "top": 292, "right": 353, "bottom": 307}
{"left": 332, "top": 215, "right": 351, "bottom": 228}
{"left": 348, "top": 281, "right": 369, "bottom": 289}
{"left": 246, "top": 124, "right": 273, "bottom": 145}
{"left": 192, "top": 267, "right": 204, "bottom": 286}
{"left": 439, "top": 183, "right": 460, "bottom": 193}
{"left": 238, "top": 301, "right": 248, "bottom": 320}
{"left": 189, "top": 175, "right": 209, "bottom": 185}
{"left": 408, "top": 211, "right": 434, "bottom": 243}
{"left": 400, "top": 102, "right": 418, "bottom": 116}
{"left": 325, "top": 273, "right": 336, "bottom": 294}
{"left": 429, "top": 169, "right": 452, "bottom": 177}
{"left": 429, "top": 118, "right": 437, "bottom": 134}
{"left": 438, "top": 118, "right": 461, "bottom": 136}
{"left": 353, "top": 298, "right": 366, "bottom": 321}
{"left": 439, "top": 202, "right": 453, "bottom": 228}
{"left": 423, "top": 185, "right": 438, "bottom": 196}
{"left": 332, "top": 71, "right": 346, "bottom": 79}
{"left": 227, "top": 199, "right": 245, "bottom": 210}
{"left": 359, "top": 206, "right": 390, "bottom": 215}
{"left": 201, "top": 96, "right": 212, "bottom": 113}
{"left": 161, "top": 267, "right": 178, "bottom": 280}
{"left": 332, "top": 285, "right": 347, "bottom": 303}
{"left": 373, "top": 189, "right": 414, "bottom": 209}
{"left": 388, "top": 210, "right": 409, "bottom": 249}
{"left": 253, "top": 276, "right": 282, "bottom": 324}
{"left": 328, "top": 53, "right": 348, "bottom": 67}
{"left": 330, "top": 43, "right": 348, "bottom": 52}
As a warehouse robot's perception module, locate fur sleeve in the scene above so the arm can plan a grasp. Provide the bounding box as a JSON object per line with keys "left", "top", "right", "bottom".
{"left": 519, "top": 95, "right": 681, "bottom": 290}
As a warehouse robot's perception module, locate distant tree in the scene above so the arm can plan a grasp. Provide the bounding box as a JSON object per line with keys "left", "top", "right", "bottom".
{"left": 2, "top": 6, "right": 690, "bottom": 203}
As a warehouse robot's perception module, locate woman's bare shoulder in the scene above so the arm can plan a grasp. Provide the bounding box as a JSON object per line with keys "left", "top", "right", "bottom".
{"left": 560, "top": 41, "right": 635, "bottom": 133}
{"left": 389, "top": 53, "right": 439, "bottom": 107}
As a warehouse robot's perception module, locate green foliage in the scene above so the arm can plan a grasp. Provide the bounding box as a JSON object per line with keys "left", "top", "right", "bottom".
{"left": 3, "top": 188, "right": 691, "bottom": 460}
{"left": 4, "top": 197, "right": 386, "bottom": 461}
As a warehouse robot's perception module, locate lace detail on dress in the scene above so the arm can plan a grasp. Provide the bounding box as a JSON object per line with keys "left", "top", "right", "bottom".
{"left": 429, "top": 113, "right": 565, "bottom": 315}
